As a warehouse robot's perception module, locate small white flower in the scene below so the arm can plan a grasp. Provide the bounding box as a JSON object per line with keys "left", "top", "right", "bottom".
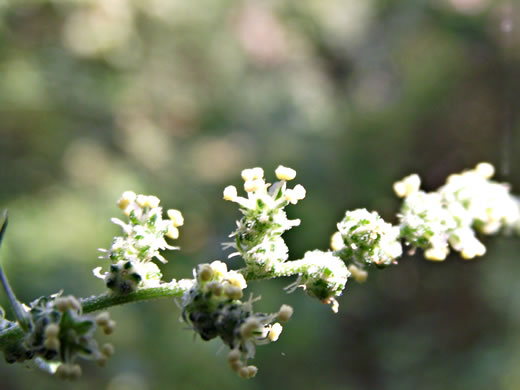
{"left": 275, "top": 165, "right": 297, "bottom": 181}
{"left": 277, "top": 304, "right": 293, "bottom": 322}
{"left": 330, "top": 231, "right": 344, "bottom": 251}
{"left": 267, "top": 323, "right": 283, "bottom": 342}
{"left": 226, "top": 270, "right": 247, "bottom": 290}
{"left": 284, "top": 185, "right": 306, "bottom": 204}
{"left": 424, "top": 246, "right": 448, "bottom": 261}
{"left": 166, "top": 226, "right": 179, "bottom": 239}
{"left": 167, "top": 209, "right": 184, "bottom": 227}
{"left": 475, "top": 162, "right": 494, "bottom": 179}
{"left": 244, "top": 179, "right": 264, "bottom": 193}
{"left": 210, "top": 260, "right": 228, "bottom": 276}
{"left": 223, "top": 185, "right": 238, "bottom": 201}
{"left": 242, "top": 168, "right": 264, "bottom": 182}
{"left": 393, "top": 174, "right": 421, "bottom": 198}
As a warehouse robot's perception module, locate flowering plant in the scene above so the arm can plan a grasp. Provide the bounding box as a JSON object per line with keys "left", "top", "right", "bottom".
{"left": 0, "top": 163, "right": 518, "bottom": 379}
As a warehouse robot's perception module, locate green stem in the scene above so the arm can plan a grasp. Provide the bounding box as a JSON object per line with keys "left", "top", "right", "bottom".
{"left": 0, "top": 211, "right": 31, "bottom": 332}
{"left": 80, "top": 283, "right": 186, "bottom": 313}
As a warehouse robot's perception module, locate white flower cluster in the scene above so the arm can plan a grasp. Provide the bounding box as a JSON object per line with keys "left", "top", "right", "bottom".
{"left": 95, "top": 192, "right": 183, "bottom": 293}
{"left": 396, "top": 163, "right": 520, "bottom": 261}
{"left": 182, "top": 260, "right": 292, "bottom": 378}
{"left": 286, "top": 250, "right": 350, "bottom": 313}
{"left": 439, "top": 163, "right": 520, "bottom": 234}
{"left": 398, "top": 189, "right": 458, "bottom": 261}
{"left": 333, "top": 209, "right": 403, "bottom": 267}
{"left": 223, "top": 166, "right": 305, "bottom": 275}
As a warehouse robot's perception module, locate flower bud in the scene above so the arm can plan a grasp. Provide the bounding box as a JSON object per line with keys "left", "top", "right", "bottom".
{"left": 55, "top": 364, "right": 71, "bottom": 380}
{"left": 225, "top": 285, "right": 243, "bottom": 300}
{"left": 268, "top": 323, "right": 283, "bottom": 342}
{"left": 103, "top": 320, "right": 116, "bottom": 335}
{"left": 44, "top": 337, "right": 60, "bottom": 351}
{"left": 44, "top": 323, "right": 60, "bottom": 338}
{"left": 101, "top": 343, "right": 115, "bottom": 357}
{"left": 227, "top": 349, "right": 241, "bottom": 363}
{"left": 247, "top": 365, "right": 258, "bottom": 378}
{"left": 223, "top": 185, "right": 238, "bottom": 201}
{"left": 393, "top": 174, "right": 421, "bottom": 198}
{"left": 275, "top": 165, "right": 296, "bottom": 181}
{"left": 239, "top": 366, "right": 250, "bottom": 378}
{"left": 167, "top": 209, "right": 184, "bottom": 227}
{"left": 475, "top": 162, "right": 494, "bottom": 179}
{"left": 117, "top": 191, "right": 136, "bottom": 210}
{"left": 166, "top": 226, "right": 180, "bottom": 239}
{"left": 330, "top": 232, "right": 344, "bottom": 251}
{"left": 424, "top": 246, "right": 448, "bottom": 261}
{"left": 240, "top": 318, "right": 261, "bottom": 339}
{"left": 54, "top": 298, "right": 70, "bottom": 312}
{"left": 96, "top": 312, "right": 110, "bottom": 327}
{"left": 198, "top": 264, "right": 214, "bottom": 282}
{"left": 277, "top": 304, "right": 293, "bottom": 322}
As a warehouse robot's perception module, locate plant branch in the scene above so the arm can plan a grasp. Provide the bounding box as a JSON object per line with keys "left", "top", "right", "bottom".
{"left": 80, "top": 283, "right": 186, "bottom": 313}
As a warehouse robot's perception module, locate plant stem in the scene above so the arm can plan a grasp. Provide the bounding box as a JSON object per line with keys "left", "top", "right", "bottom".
{"left": 0, "top": 211, "right": 31, "bottom": 332}
{"left": 80, "top": 283, "right": 186, "bottom": 313}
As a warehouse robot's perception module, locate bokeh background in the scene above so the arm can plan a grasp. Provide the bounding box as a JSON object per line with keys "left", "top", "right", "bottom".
{"left": 1, "top": 0, "right": 520, "bottom": 389}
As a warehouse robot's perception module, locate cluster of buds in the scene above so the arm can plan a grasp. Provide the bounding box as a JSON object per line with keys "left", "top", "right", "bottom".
{"left": 95, "top": 312, "right": 116, "bottom": 336}
{"left": 286, "top": 250, "right": 350, "bottom": 313}
{"left": 333, "top": 209, "right": 403, "bottom": 269}
{"left": 181, "top": 260, "right": 293, "bottom": 377}
{"left": 397, "top": 182, "right": 456, "bottom": 261}
{"left": 181, "top": 260, "right": 248, "bottom": 342}
{"left": 95, "top": 191, "right": 184, "bottom": 293}
{"left": 396, "top": 163, "right": 520, "bottom": 261}
{"left": 10, "top": 294, "right": 115, "bottom": 379}
{"left": 223, "top": 166, "right": 305, "bottom": 275}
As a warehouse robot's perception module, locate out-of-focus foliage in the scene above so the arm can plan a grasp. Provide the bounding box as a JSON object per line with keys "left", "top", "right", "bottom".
{"left": 0, "top": 0, "right": 519, "bottom": 389}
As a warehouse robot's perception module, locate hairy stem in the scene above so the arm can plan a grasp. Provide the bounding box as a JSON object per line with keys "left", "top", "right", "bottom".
{"left": 80, "top": 283, "right": 187, "bottom": 313}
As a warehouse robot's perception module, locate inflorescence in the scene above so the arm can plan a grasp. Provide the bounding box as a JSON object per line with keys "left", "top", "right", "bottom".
{"left": 2, "top": 293, "right": 115, "bottom": 380}
{"left": 94, "top": 191, "right": 184, "bottom": 293}
{"left": 0, "top": 162, "right": 519, "bottom": 380}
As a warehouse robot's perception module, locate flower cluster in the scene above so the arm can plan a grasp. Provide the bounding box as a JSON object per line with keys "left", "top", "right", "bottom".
{"left": 5, "top": 294, "right": 115, "bottom": 380}
{"left": 332, "top": 209, "right": 402, "bottom": 272}
{"left": 396, "top": 163, "right": 520, "bottom": 261}
{"left": 181, "top": 260, "right": 292, "bottom": 378}
{"left": 286, "top": 250, "right": 350, "bottom": 313}
{"left": 439, "top": 163, "right": 520, "bottom": 235}
{"left": 95, "top": 191, "right": 183, "bottom": 293}
{"left": 223, "top": 166, "right": 305, "bottom": 276}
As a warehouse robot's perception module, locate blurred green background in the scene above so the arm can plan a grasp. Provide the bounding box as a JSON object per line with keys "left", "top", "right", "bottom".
{"left": 0, "top": 0, "right": 519, "bottom": 389}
